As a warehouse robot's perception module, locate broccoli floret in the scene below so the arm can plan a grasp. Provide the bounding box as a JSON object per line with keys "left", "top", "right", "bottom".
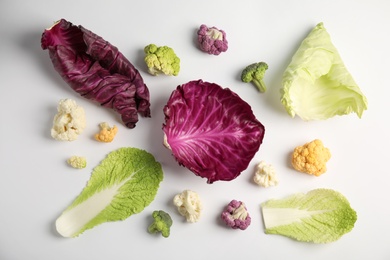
{"left": 144, "top": 44, "right": 180, "bottom": 76}
{"left": 241, "top": 62, "right": 269, "bottom": 93}
{"left": 147, "top": 210, "right": 173, "bottom": 238}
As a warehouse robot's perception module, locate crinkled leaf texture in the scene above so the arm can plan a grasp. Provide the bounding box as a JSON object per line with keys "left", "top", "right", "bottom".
{"left": 56, "top": 147, "right": 163, "bottom": 238}
{"left": 41, "top": 19, "right": 150, "bottom": 128}
{"left": 281, "top": 22, "right": 368, "bottom": 120}
{"left": 261, "top": 189, "right": 357, "bottom": 243}
{"left": 163, "top": 80, "right": 265, "bottom": 184}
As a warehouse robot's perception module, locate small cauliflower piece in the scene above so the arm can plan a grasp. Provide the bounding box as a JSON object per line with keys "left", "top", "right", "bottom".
{"left": 94, "top": 122, "right": 118, "bottom": 143}
{"left": 51, "top": 99, "right": 86, "bottom": 141}
{"left": 221, "top": 200, "right": 251, "bottom": 230}
{"left": 173, "top": 190, "right": 202, "bottom": 223}
{"left": 197, "top": 24, "right": 228, "bottom": 55}
{"left": 67, "top": 156, "right": 87, "bottom": 169}
{"left": 291, "top": 139, "right": 331, "bottom": 176}
{"left": 254, "top": 161, "right": 278, "bottom": 187}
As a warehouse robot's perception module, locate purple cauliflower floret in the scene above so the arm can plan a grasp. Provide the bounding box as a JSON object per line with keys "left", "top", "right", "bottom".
{"left": 221, "top": 200, "right": 251, "bottom": 230}
{"left": 197, "top": 24, "right": 228, "bottom": 55}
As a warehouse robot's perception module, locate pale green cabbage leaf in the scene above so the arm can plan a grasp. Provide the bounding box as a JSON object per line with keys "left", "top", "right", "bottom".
{"left": 261, "top": 188, "right": 357, "bottom": 243}
{"left": 56, "top": 147, "right": 164, "bottom": 238}
{"left": 281, "top": 22, "right": 368, "bottom": 120}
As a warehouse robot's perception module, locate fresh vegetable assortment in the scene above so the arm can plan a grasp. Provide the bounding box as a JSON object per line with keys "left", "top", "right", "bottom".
{"left": 41, "top": 19, "right": 363, "bottom": 242}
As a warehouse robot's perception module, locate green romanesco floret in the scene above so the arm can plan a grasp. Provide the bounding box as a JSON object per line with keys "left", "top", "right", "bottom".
{"left": 144, "top": 44, "right": 180, "bottom": 76}
{"left": 148, "top": 210, "right": 173, "bottom": 238}
{"left": 241, "top": 62, "right": 269, "bottom": 93}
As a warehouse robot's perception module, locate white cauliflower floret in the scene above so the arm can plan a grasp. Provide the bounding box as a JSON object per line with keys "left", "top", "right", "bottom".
{"left": 51, "top": 99, "right": 86, "bottom": 141}
{"left": 173, "top": 190, "right": 202, "bottom": 223}
{"left": 253, "top": 161, "right": 278, "bottom": 188}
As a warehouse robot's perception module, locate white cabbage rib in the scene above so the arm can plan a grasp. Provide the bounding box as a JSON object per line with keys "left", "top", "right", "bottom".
{"left": 56, "top": 175, "right": 133, "bottom": 237}
{"left": 262, "top": 208, "right": 327, "bottom": 229}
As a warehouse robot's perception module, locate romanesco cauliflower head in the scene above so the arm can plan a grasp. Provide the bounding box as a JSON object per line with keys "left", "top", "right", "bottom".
{"left": 51, "top": 99, "right": 86, "bottom": 141}
{"left": 173, "top": 190, "right": 202, "bottom": 223}
{"left": 291, "top": 139, "right": 331, "bottom": 176}
{"left": 94, "top": 122, "right": 118, "bottom": 143}
{"left": 144, "top": 44, "right": 180, "bottom": 76}
{"left": 253, "top": 161, "right": 278, "bottom": 187}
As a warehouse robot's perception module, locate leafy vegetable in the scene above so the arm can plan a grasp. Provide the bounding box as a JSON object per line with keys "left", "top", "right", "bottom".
{"left": 261, "top": 188, "right": 357, "bottom": 243}
{"left": 148, "top": 210, "right": 173, "bottom": 238}
{"left": 197, "top": 24, "right": 228, "bottom": 55}
{"left": 281, "top": 22, "right": 368, "bottom": 120}
{"left": 144, "top": 44, "right": 180, "bottom": 76}
{"left": 41, "top": 19, "right": 151, "bottom": 128}
{"left": 241, "top": 62, "right": 269, "bottom": 93}
{"left": 55, "top": 147, "right": 163, "bottom": 238}
{"left": 163, "top": 80, "right": 265, "bottom": 183}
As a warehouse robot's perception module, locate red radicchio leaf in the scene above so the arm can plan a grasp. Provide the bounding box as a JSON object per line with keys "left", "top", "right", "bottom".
{"left": 41, "top": 19, "right": 150, "bottom": 128}
{"left": 162, "top": 80, "right": 265, "bottom": 183}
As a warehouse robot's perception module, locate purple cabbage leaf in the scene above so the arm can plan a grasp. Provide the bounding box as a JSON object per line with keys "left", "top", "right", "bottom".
{"left": 162, "top": 80, "right": 265, "bottom": 183}
{"left": 41, "top": 19, "right": 150, "bottom": 128}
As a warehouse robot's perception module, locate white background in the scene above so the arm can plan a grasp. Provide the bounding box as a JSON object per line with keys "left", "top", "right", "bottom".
{"left": 1, "top": 0, "right": 389, "bottom": 259}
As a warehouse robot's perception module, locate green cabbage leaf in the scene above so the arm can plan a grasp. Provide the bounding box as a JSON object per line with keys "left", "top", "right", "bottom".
{"left": 56, "top": 147, "right": 164, "bottom": 238}
{"left": 281, "top": 22, "right": 368, "bottom": 120}
{"left": 261, "top": 189, "right": 357, "bottom": 243}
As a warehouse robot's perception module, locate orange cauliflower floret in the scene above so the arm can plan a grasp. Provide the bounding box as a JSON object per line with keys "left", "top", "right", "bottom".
{"left": 94, "top": 122, "right": 118, "bottom": 143}
{"left": 291, "top": 139, "right": 331, "bottom": 176}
